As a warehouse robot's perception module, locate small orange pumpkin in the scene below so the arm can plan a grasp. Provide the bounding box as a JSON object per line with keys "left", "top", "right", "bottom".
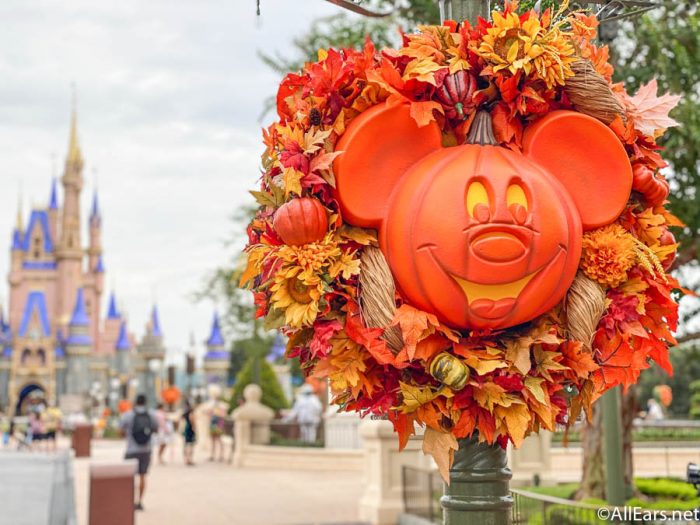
{"left": 632, "top": 163, "right": 669, "bottom": 206}
{"left": 659, "top": 228, "right": 677, "bottom": 271}
{"left": 273, "top": 198, "right": 328, "bottom": 246}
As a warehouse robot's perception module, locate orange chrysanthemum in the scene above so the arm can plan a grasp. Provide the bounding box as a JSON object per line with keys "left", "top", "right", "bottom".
{"left": 581, "top": 224, "right": 637, "bottom": 288}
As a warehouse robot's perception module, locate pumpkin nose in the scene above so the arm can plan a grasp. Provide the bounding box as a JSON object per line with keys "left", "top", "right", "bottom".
{"left": 471, "top": 232, "right": 526, "bottom": 262}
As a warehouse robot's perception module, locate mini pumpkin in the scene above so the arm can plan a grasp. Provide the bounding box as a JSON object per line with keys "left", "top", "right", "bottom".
{"left": 334, "top": 102, "right": 632, "bottom": 330}
{"left": 429, "top": 352, "right": 469, "bottom": 390}
{"left": 435, "top": 70, "right": 477, "bottom": 120}
{"left": 273, "top": 198, "right": 328, "bottom": 246}
{"left": 632, "top": 163, "right": 670, "bottom": 206}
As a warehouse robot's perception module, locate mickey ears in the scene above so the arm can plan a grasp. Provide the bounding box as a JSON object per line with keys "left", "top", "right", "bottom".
{"left": 523, "top": 111, "right": 632, "bottom": 230}
{"left": 333, "top": 103, "right": 442, "bottom": 228}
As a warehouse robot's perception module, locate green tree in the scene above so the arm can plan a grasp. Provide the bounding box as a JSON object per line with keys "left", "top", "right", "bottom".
{"left": 614, "top": 2, "right": 700, "bottom": 335}
{"left": 231, "top": 355, "right": 289, "bottom": 412}
{"left": 196, "top": 207, "right": 277, "bottom": 382}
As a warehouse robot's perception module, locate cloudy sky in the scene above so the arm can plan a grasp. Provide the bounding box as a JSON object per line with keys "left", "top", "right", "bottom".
{"left": 0, "top": 0, "right": 360, "bottom": 363}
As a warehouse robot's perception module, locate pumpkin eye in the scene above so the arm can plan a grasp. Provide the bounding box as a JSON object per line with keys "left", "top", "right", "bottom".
{"left": 506, "top": 183, "right": 528, "bottom": 211}
{"left": 466, "top": 181, "right": 490, "bottom": 218}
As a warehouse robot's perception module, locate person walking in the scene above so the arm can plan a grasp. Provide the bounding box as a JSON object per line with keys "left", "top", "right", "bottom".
{"left": 120, "top": 394, "right": 158, "bottom": 511}
{"left": 288, "top": 384, "right": 323, "bottom": 444}
{"left": 181, "top": 399, "right": 196, "bottom": 466}
{"left": 154, "top": 403, "right": 174, "bottom": 465}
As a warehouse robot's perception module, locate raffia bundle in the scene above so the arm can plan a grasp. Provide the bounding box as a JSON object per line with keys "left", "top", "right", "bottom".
{"left": 359, "top": 246, "right": 404, "bottom": 352}
{"left": 565, "top": 272, "right": 607, "bottom": 350}
{"left": 564, "top": 59, "right": 626, "bottom": 125}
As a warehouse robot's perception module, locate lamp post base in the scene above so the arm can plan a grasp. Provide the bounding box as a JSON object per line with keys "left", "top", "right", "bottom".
{"left": 441, "top": 435, "right": 512, "bottom": 525}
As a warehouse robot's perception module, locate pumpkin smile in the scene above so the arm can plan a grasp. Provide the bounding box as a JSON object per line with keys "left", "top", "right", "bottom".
{"left": 451, "top": 270, "right": 539, "bottom": 304}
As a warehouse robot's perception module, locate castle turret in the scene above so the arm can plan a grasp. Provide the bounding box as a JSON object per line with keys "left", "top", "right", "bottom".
{"left": 114, "top": 320, "right": 131, "bottom": 375}
{"left": 100, "top": 291, "right": 121, "bottom": 355}
{"left": 88, "top": 190, "right": 102, "bottom": 272}
{"left": 203, "top": 311, "right": 229, "bottom": 387}
{"left": 55, "top": 105, "right": 84, "bottom": 328}
{"left": 134, "top": 305, "right": 165, "bottom": 406}
{"left": 48, "top": 177, "right": 59, "bottom": 244}
{"left": 64, "top": 288, "right": 92, "bottom": 396}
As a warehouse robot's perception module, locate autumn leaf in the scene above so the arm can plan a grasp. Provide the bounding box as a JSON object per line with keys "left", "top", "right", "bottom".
{"left": 422, "top": 427, "right": 458, "bottom": 484}
{"left": 409, "top": 101, "right": 444, "bottom": 127}
{"left": 473, "top": 381, "right": 507, "bottom": 412}
{"left": 390, "top": 411, "right": 417, "bottom": 451}
{"left": 310, "top": 150, "right": 343, "bottom": 173}
{"left": 414, "top": 333, "right": 451, "bottom": 362}
{"left": 624, "top": 79, "right": 681, "bottom": 137}
{"left": 399, "top": 382, "right": 439, "bottom": 413}
{"left": 494, "top": 402, "right": 530, "bottom": 447}
{"left": 337, "top": 225, "right": 377, "bottom": 246}
{"left": 532, "top": 345, "right": 567, "bottom": 381}
{"left": 559, "top": 340, "right": 598, "bottom": 379}
{"left": 282, "top": 167, "right": 303, "bottom": 196}
{"left": 523, "top": 376, "right": 548, "bottom": 405}
{"left": 504, "top": 337, "right": 533, "bottom": 375}
{"left": 402, "top": 58, "right": 444, "bottom": 85}
{"left": 392, "top": 304, "right": 441, "bottom": 359}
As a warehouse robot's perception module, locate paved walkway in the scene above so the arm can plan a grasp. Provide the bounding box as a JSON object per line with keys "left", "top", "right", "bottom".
{"left": 73, "top": 438, "right": 365, "bottom": 525}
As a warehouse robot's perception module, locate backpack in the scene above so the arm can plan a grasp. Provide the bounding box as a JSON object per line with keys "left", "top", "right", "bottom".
{"left": 131, "top": 411, "right": 153, "bottom": 445}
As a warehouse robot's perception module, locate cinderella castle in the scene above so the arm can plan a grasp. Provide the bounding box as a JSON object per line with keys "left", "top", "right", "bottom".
{"left": 0, "top": 107, "right": 171, "bottom": 415}
{"left": 0, "top": 105, "right": 232, "bottom": 416}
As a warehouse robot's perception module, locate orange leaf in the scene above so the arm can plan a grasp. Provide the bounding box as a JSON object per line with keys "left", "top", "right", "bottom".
{"left": 409, "top": 100, "right": 444, "bottom": 127}
{"left": 392, "top": 304, "right": 441, "bottom": 360}
{"left": 414, "top": 333, "right": 451, "bottom": 362}
{"left": 559, "top": 340, "right": 599, "bottom": 379}
{"left": 422, "top": 427, "right": 458, "bottom": 484}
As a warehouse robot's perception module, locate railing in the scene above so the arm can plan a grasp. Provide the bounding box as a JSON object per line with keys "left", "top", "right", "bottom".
{"left": 511, "top": 489, "right": 605, "bottom": 524}
{"left": 402, "top": 469, "right": 700, "bottom": 525}
{"left": 402, "top": 466, "right": 443, "bottom": 523}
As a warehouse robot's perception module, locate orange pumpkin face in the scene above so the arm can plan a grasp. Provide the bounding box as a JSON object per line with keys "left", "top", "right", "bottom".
{"left": 273, "top": 197, "right": 328, "bottom": 246}
{"left": 334, "top": 103, "right": 632, "bottom": 330}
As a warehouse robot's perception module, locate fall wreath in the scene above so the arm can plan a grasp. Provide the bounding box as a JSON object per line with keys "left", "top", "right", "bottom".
{"left": 241, "top": 1, "right": 682, "bottom": 474}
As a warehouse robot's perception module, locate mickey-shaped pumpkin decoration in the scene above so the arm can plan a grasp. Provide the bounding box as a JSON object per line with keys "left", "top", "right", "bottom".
{"left": 334, "top": 102, "right": 633, "bottom": 330}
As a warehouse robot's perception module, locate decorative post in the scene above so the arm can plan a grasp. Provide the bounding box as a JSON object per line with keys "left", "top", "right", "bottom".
{"left": 602, "top": 386, "right": 625, "bottom": 505}
{"left": 439, "top": 3, "right": 510, "bottom": 524}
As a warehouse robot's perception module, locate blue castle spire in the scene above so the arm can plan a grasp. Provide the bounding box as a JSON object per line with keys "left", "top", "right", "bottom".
{"left": 206, "top": 311, "right": 225, "bottom": 348}
{"left": 49, "top": 178, "right": 58, "bottom": 210}
{"left": 151, "top": 305, "right": 162, "bottom": 337}
{"left": 106, "top": 292, "right": 120, "bottom": 320}
{"left": 69, "top": 288, "right": 90, "bottom": 327}
{"left": 90, "top": 190, "right": 100, "bottom": 218}
{"left": 95, "top": 255, "right": 105, "bottom": 273}
{"left": 11, "top": 229, "right": 22, "bottom": 251}
{"left": 116, "top": 321, "right": 130, "bottom": 351}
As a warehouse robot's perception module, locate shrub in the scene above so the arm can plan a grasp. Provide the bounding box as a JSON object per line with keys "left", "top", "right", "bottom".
{"left": 635, "top": 477, "right": 699, "bottom": 501}
{"left": 230, "top": 355, "right": 289, "bottom": 412}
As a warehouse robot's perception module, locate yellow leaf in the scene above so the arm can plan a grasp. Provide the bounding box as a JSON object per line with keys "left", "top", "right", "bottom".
{"left": 238, "top": 246, "right": 267, "bottom": 287}
{"left": 337, "top": 225, "right": 378, "bottom": 246}
{"left": 495, "top": 402, "right": 530, "bottom": 447}
{"left": 282, "top": 168, "right": 303, "bottom": 197}
{"left": 532, "top": 345, "right": 567, "bottom": 381}
{"left": 524, "top": 377, "right": 547, "bottom": 405}
{"left": 402, "top": 58, "right": 444, "bottom": 85}
{"left": 399, "top": 382, "right": 439, "bottom": 413}
{"left": 505, "top": 337, "right": 532, "bottom": 375}
{"left": 473, "top": 381, "right": 506, "bottom": 412}
{"left": 422, "top": 427, "right": 458, "bottom": 484}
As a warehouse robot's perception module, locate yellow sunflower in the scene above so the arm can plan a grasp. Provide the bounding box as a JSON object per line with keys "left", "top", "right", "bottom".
{"left": 477, "top": 9, "right": 575, "bottom": 88}
{"left": 268, "top": 235, "right": 361, "bottom": 328}
{"left": 581, "top": 224, "right": 637, "bottom": 288}
{"left": 270, "top": 267, "right": 324, "bottom": 328}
